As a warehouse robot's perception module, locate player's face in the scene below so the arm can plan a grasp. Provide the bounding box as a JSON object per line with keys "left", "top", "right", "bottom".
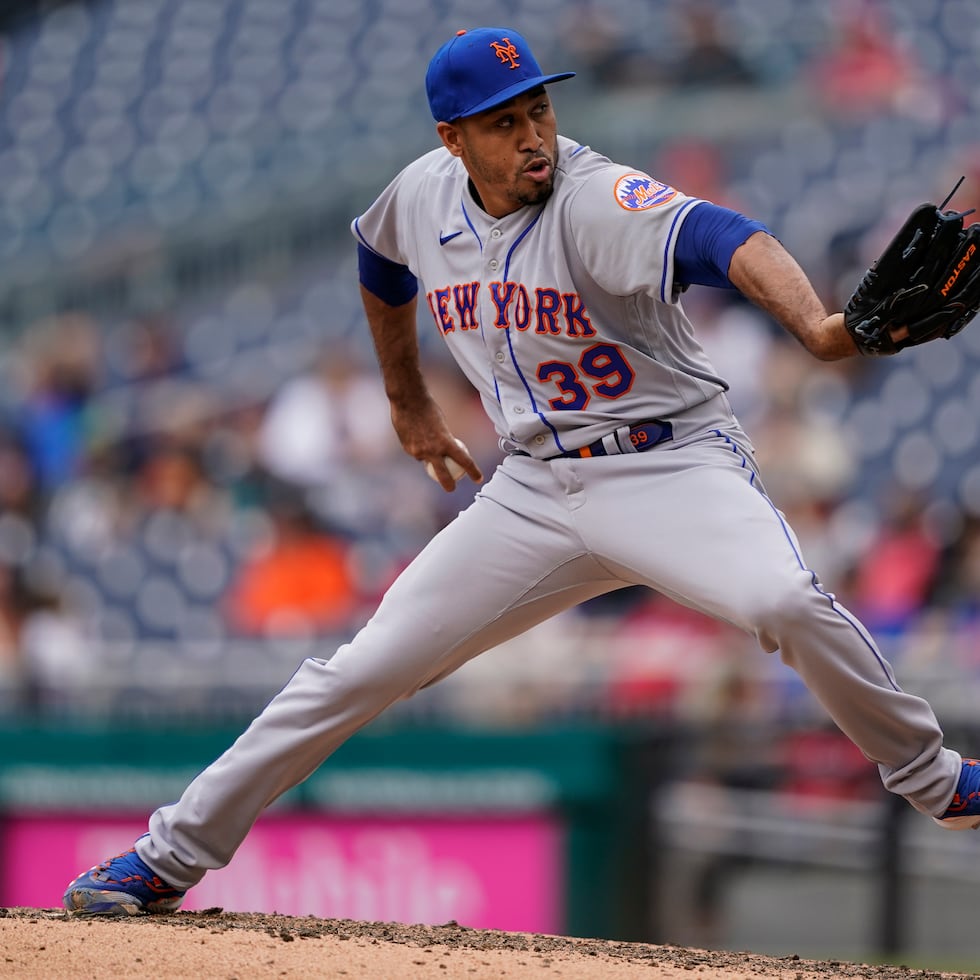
{"left": 438, "top": 88, "right": 559, "bottom": 218}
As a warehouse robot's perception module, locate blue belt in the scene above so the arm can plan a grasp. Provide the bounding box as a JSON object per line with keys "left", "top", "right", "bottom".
{"left": 549, "top": 419, "right": 673, "bottom": 460}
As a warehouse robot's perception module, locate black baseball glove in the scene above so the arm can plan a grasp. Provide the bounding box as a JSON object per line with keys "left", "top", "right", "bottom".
{"left": 844, "top": 180, "right": 980, "bottom": 356}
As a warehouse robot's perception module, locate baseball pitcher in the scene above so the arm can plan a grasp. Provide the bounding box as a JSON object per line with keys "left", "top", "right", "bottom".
{"left": 64, "top": 26, "right": 980, "bottom": 917}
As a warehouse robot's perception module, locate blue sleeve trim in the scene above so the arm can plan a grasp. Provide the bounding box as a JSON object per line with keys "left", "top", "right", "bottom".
{"left": 674, "top": 202, "right": 769, "bottom": 289}
{"left": 357, "top": 242, "right": 419, "bottom": 306}
{"left": 661, "top": 198, "right": 701, "bottom": 303}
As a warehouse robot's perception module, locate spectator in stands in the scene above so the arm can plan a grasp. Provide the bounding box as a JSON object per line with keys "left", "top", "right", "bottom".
{"left": 0, "top": 429, "right": 42, "bottom": 552}
{"left": 223, "top": 480, "right": 359, "bottom": 637}
{"left": 846, "top": 491, "right": 941, "bottom": 637}
{"left": 132, "top": 436, "right": 226, "bottom": 527}
{"left": 650, "top": 138, "right": 745, "bottom": 212}
{"left": 667, "top": 4, "right": 761, "bottom": 89}
{"left": 16, "top": 312, "right": 102, "bottom": 494}
{"left": 557, "top": 1, "right": 660, "bottom": 88}
{"left": 0, "top": 558, "right": 88, "bottom": 711}
{"left": 105, "top": 313, "right": 184, "bottom": 385}
{"left": 116, "top": 435, "right": 236, "bottom": 640}
{"left": 0, "top": 561, "right": 28, "bottom": 697}
{"left": 779, "top": 722, "right": 882, "bottom": 804}
{"left": 931, "top": 515, "right": 980, "bottom": 628}
{"left": 805, "top": 1, "right": 926, "bottom": 118}
{"left": 256, "top": 346, "right": 396, "bottom": 489}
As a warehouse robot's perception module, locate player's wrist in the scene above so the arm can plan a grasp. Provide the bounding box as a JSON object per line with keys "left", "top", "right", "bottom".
{"left": 386, "top": 386, "right": 436, "bottom": 413}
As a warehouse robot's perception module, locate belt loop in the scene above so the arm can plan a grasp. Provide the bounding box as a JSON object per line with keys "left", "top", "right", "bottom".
{"left": 601, "top": 430, "right": 624, "bottom": 455}
{"left": 613, "top": 423, "right": 637, "bottom": 454}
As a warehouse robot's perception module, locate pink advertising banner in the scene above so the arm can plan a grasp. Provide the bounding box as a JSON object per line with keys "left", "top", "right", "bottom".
{"left": 2, "top": 813, "right": 563, "bottom": 934}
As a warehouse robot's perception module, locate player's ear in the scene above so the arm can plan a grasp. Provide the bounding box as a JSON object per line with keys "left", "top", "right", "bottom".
{"left": 437, "top": 121, "right": 464, "bottom": 157}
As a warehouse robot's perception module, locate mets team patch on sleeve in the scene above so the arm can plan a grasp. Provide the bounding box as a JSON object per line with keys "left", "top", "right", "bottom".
{"left": 613, "top": 173, "right": 677, "bottom": 211}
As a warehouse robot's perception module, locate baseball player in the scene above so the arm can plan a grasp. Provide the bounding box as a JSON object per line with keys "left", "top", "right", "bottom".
{"left": 63, "top": 27, "right": 980, "bottom": 917}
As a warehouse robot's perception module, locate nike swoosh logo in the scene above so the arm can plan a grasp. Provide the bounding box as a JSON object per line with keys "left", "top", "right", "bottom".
{"left": 439, "top": 231, "right": 463, "bottom": 246}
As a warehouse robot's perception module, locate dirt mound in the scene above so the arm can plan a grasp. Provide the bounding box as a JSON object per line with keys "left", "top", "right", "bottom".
{"left": 0, "top": 906, "right": 971, "bottom": 979}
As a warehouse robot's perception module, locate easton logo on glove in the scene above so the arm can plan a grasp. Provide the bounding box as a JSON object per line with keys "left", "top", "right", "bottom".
{"left": 942, "top": 242, "right": 976, "bottom": 298}
{"left": 844, "top": 177, "right": 980, "bottom": 356}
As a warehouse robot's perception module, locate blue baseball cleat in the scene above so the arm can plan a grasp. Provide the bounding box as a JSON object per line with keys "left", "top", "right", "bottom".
{"left": 934, "top": 758, "right": 980, "bottom": 830}
{"left": 62, "top": 842, "right": 185, "bottom": 915}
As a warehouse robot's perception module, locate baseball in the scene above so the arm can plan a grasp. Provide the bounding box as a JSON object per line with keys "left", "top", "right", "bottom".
{"left": 425, "top": 438, "right": 469, "bottom": 484}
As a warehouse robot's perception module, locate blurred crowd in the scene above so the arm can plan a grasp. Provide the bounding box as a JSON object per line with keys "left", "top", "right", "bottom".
{"left": 0, "top": 300, "right": 505, "bottom": 709}
{"left": 2, "top": 288, "right": 980, "bottom": 727}
{"left": 1, "top": 0, "right": 980, "bottom": 727}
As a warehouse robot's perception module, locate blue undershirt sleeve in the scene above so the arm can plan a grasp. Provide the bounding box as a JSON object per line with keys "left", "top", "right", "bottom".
{"left": 357, "top": 243, "right": 419, "bottom": 306}
{"left": 674, "top": 201, "right": 770, "bottom": 289}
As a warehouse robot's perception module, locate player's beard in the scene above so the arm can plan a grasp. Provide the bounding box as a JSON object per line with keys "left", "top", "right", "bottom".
{"left": 515, "top": 156, "right": 556, "bottom": 208}
{"left": 467, "top": 146, "right": 557, "bottom": 212}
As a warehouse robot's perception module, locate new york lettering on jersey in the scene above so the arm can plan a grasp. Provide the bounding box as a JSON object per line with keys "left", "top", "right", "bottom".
{"left": 427, "top": 281, "right": 596, "bottom": 337}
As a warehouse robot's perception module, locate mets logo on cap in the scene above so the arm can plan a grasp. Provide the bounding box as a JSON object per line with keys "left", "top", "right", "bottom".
{"left": 614, "top": 173, "right": 677, "bottom": 211}
{"left": 490, "top": 37, "right": 520, "bottom": 69}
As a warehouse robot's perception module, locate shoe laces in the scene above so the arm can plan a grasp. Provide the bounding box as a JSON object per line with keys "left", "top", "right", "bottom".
{"left": 93, "top": 847, "right": 140, "bottom": 879}
{"left": 94, "top": 847, "right": 177, "bottom": 894}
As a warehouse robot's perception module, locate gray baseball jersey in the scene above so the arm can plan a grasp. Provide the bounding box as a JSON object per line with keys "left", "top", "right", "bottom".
{"left": 354, "top": 135, "right": 732, "bottom": 456}
{"left": 134, "top": 139, "right": 962, "bottom": 893}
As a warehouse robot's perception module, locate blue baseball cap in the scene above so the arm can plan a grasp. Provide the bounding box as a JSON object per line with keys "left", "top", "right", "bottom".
{"left": 425, "top": 28, "right": 575, "bottom": 122}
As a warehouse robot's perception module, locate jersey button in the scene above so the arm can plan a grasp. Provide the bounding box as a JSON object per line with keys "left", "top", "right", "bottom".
{"left": 534, "top": 435, "right": 546, "bottom": 445}
{"left": 495, "top": 352, "right": 505, "bottom": 362}
{"left": 514, "top": 406, "right": 525, "bottom": 414}
{"left": 491, "top": 228, "right": 502, "bottom": 239}
{"left": 488, "top": 259, "right": 499, "bottom": 271}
